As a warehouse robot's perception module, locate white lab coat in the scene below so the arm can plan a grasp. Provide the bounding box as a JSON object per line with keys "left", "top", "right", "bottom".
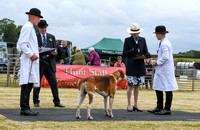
{"left": 153, "top": 37, "right": 178, "bottom": 91}
{"left": 17, "top": 21, "right": 40, "bottom": 87}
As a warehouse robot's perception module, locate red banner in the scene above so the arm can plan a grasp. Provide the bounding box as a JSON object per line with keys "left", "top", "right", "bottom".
{"left": 41, "top": 65, "right": 128, "bottom": 89}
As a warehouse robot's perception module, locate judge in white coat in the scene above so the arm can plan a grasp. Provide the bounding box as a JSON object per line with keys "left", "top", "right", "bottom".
{"left": 17, "top": 8, "right": 43, "bottom": 116}
{"left": 148, "top": 25, "right": 178, "bottom": 115}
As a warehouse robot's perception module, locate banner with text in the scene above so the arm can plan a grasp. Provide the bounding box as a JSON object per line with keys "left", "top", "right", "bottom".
{"left": 41, "top": 65, "right": 128, "bottom": 89}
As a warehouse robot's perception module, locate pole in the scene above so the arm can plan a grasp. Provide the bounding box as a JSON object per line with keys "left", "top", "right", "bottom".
{"left": 6, "top": 60, "right": 10, "bottom": 86}
{"left": 192, "top": 67, "right": 195, "bottom": 91}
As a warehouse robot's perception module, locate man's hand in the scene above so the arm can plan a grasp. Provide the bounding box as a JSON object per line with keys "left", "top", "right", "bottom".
{"left": 38, "top": 47, "right": 42, "bottom": 52}
{"left": 152, "top": 61, "right": 158, "bottom": 66}
{"left": 51, "top": 50, "right": 57, "bottom": 55}
{"left": 60, "top": 59, "right": 64, "bottom": 64}
{"left": 30, "top": 54, "right": 38, "bottom": 61}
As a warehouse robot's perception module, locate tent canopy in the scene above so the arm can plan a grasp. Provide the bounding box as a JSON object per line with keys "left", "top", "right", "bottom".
{"left": 82, "top": 38, "right": 124, "bottom": 55}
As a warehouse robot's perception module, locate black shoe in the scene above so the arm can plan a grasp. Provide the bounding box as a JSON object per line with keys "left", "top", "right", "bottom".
{"left": 155, "top": 109, "right": 171, "bottom": 115}
{"left": 20, "top": 110, "right": 39, "bottom": 116}
{"left": 34, "top": 103, "right": 40, "bottom": 107}
{"left": 133, "top": 106, "right": 143, "bottom": 112}
{"left": 148, "top": 107, "right": 162, "bottom": 113}
{"left": 54, "top": 103, "right": 65, "bottom": 107}
{"left": 127, "top": 106, "right": 133, "bottom": 112}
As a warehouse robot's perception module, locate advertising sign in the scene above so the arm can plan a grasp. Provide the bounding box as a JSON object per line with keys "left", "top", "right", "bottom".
{"left": 41, "top": 65, "right": 128, "bottom": 89}
{"left": 0, "top": 42, "right": 8, "bottom": 65}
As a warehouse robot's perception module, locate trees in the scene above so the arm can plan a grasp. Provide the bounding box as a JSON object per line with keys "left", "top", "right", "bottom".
{"left": 175, "top": 50, "right": 200, "bottom": 58}
{"left": 0, "top": 18, "right": 22, "bottom": 43}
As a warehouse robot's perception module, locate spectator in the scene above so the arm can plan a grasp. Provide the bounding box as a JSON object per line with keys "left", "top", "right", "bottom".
{"left": 14, "top": 58, "right": 20, "bottom": 80}
{"left": 60, "top": 40, "right": 71, "bottom": 65}
{"left": 114, "top": 56, "right": 127, "bottom": 90}
{"left": 145, "top": 58, "right": 153, "bottom": 89}
{"left": 100, "top": 60, "right": 107, "bottom": 67}
{"left": 69, "top": 47, "right": 88, "bottom": 65}
{"left": 86, "top": 47, "right": 100, "bottom": 66}
{"left": 55, "top": 42, "right": 64, "bottom": 64}
{"left": 114, "top": 56, "right": 125, "bottom": 68}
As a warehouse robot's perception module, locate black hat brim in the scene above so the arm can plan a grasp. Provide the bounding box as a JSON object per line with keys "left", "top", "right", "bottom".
{"left": 26, "top": 12, "right": 43, "bottom": 18}
{"left": 153, "top": 31, "right": 169, "bottom": 34}
{"left": 38, "top": 24, "right": 48, "bottom": 28}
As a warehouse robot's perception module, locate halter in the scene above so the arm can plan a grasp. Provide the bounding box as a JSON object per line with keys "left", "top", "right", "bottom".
{"left": 112, "top": 73, "right": 119, "bottom": 80}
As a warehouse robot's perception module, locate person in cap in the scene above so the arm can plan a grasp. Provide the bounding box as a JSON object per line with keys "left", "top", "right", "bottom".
{"left": 33, "top": 19, "right": 65, "bottom": 108}
{"left": 86, "top": 47, "right": 100, "bottom": 66}
{"left": 17, "top": 8, "right": 43, "bottom": 116}
{"left": 148, "top": 25, "right": 178, "bottom": 115}
{"left": 123, "top": 23, "right": 150, "bottom": 112}
{"left": 114, "top": 56, "right": 125, "bottom": 68}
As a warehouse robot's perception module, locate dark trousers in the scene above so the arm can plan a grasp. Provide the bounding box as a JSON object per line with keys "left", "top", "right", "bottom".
{"left": 156, "top": 90, "right": 173, "bottom": 110}
{"left": 20, "top": 83, "right": 33, "bottom": 110}
{"left": 33, "top": 58, "right": 60, "bottom": 105}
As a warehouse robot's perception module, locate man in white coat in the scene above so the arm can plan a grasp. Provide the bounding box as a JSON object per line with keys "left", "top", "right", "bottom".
{"left": 17, "top": 8, "right": 43, "bottom": 116}
{"left": 148, "top": 25, "right": 178, "bottom": 115}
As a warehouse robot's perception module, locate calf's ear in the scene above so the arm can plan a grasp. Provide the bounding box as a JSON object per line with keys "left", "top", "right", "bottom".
{"left": 119, "top": 69, "right": 125, "bottom": 76}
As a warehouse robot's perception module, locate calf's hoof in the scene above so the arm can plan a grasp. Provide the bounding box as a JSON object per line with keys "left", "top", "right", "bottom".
{"left": 76, "top": 115, "right": 81, "bottom": 119}
{"left": 88, "top": 116, "right": 93, "bottom": 120}
{"left": 109, "top": 115, "right": 114, "bottom": 118}
{"left": 105, "top": 111, "right": 109, "bottom": 116}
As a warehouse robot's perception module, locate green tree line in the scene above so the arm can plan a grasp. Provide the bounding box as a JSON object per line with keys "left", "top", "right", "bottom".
{"left": 174, "top": 50, "right": 200, "bottom": 58}
{"left": 0, "top": 18, "right": 22, "bottom": 43}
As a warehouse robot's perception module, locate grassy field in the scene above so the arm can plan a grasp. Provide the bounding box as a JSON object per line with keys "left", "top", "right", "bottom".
{"left": 0, "top": 86, "right": 200, "bottom": 129}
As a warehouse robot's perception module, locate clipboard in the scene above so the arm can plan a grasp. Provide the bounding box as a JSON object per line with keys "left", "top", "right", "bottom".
{"left": 39, "top": 47, "right": 56, "bottom": 56}
{"left": 133, "top": 55, "right": 148, "bottom": 60}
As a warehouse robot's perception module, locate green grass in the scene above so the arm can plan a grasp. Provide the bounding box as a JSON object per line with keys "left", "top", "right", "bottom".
{"left": 0, "top": 86, "right": 200, "bottom": 129}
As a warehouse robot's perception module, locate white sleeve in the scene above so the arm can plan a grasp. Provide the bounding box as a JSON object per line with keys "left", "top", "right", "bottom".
{"left": 157, "top": 44, "right": 169, "bottom": 66}
{"left": 17, "top": 25, "right": 34, "bottom": 58}
{"left": 19, "top": 42, "right": 34, "bottom": 58}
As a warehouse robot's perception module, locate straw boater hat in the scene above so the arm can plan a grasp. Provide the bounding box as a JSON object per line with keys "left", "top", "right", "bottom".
{"left": 127, "top": 23, "right": 143, "bottom": 34}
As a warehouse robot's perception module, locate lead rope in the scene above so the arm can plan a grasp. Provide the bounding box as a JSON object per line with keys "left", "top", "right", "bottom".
{"left": 39, "top": 58, "right": 83, "bottom": 79}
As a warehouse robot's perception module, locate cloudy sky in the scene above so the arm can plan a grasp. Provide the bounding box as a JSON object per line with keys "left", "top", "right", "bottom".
{"left": 0, "top": 0, "right": 200, "bottom": 54}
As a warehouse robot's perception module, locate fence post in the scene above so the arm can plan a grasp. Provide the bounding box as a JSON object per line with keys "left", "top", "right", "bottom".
{"left": 7, "top": 64, "right": 10, "bottom": 86}
{"left": 192, "top": 67, "right": 195, "bottom": 91}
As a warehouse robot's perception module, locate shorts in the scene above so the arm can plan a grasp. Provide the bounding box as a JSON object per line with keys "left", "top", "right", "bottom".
{"left": 127, "top": 76, "right": 145, "bottom": 86}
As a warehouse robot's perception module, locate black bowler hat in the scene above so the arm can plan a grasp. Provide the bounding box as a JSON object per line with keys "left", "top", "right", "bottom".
{"left": 37, "top": 20, "right": 48, "bottom": 28}
{"left": 154, "top": 25, "right": 169, "bottom": 34}
{"left": 25, "top": 8, "right": 43, "bottom": 18}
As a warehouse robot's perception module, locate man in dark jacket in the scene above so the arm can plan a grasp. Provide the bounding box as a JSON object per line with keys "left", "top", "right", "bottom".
{"left": 60, "top": 41, "right": 71, "bottom": 65}
{"left": 123, "top": 23, "right": 150, "bottom": 112}
{"left": 33, "top": 20, "right": 64, "bottom": 108}
{"left": 55, "top": 42, "right": 64, "bottom": 64}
